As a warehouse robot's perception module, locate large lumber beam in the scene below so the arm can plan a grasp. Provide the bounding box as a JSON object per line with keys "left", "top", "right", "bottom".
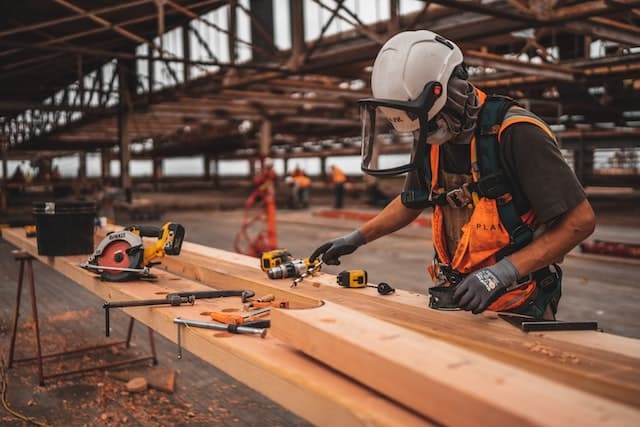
{"left": 0, "top": 227, "right": 430, "bottom": 427}
{"left": 271, "top": 302, "right": 640, "bottom": 427}
{"left": 143, "top": 235, "right": 640, "bottom": 408}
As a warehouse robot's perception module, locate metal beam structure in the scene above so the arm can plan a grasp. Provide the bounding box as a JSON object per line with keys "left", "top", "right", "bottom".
{"left": 0, "top": 0, "right": 637, "bottom": 190}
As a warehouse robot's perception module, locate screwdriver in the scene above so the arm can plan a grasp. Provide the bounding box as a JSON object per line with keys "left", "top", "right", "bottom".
{"left": 209, "top": 307, "right": 271, "bottom": 325}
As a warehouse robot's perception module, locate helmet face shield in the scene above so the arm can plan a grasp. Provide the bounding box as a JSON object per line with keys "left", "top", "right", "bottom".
{"left": 359, "top": 81, "right": 443, "bottom": 176}
{"left": 360, "top": 104, "right": 416, "bottom": 176}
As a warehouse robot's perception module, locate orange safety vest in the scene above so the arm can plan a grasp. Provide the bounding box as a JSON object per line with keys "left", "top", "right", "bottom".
{"left": 294, "top": 174, "right": 311, "bottom": 188}
{"left": 430, "top": 89, "right": 557, "bottom": 312}
{"left": 332, "top": 167, "right": 347, "bottom": 184}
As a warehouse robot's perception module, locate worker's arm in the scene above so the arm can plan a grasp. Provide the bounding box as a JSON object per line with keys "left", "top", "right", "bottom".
{"left": 310, "top": 195, "right": 423, "bottom": 264}
{"left": 510, "top": 198, "right": 595, "bottom": 275}
{"left": 454, "top": 199, "right": 596, "bottom": 314}
{"left": 359, "top": 195, "right": 423, "bottom": 242}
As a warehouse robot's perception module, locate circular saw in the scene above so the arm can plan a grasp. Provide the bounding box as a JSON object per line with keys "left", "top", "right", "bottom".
{"left": 81, "top": 222, "right": 185, "bottom": 282}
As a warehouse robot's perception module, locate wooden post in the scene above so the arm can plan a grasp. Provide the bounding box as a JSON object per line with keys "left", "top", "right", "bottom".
{"left": 153, "top": 157, "right": 162, "bottom": 191}
{"left": 319, "top": 159, "right": 327, "bottom": 179}
{"left": 283, "top": 157, "right": 289, "bottom": 175}
{"left": 389, "top": 0, "right": 400, "bottom": 35}
{"left": 0, "top": 138, "right": 8, "bottom": 210}
{"left": 101, "top": 149, "right": 110, "bottom": 181}
{"left": 182, "top": 24, "right": 191, "bottom": 83}
{"left": 213, "top": 156, "right": 220, "bottom": 188}
{"left": 227, "top": 0, "right": 237, "bottom": 66}
{"left": 78, "top": 152, "right": 87, "bottom": 180}
{"left": 204, "top": 155, "right": 211, "bottom": 180}
{"left": 289, "top": 0, "right": 305, "bottom": 69}
{"left": 259, "top": 119, "right": 272, "bottom": 159}
{"left": 249, "top": 0, "right": 274, "bottom": 62}
{"left": 117, "top": 54, "right": 136, "bottom": 204}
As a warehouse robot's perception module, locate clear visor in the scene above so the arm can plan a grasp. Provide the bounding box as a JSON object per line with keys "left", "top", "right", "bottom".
{"left": 361, "top": 104, "right": 418, "bottom": 175}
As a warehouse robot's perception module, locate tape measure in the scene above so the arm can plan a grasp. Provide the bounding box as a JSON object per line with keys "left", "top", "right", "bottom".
{"left": 336, "top": 270, "right": 395, "bottom": 295}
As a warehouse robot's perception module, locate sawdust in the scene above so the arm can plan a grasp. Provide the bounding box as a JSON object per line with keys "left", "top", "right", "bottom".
{"left": 523, "top": 341, "right": 581, "bottom": 364}
{"left": 47, "top": 308, "right": 96, "bottom": 323}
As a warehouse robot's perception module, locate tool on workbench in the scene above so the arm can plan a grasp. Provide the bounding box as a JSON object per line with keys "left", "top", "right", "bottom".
{"left": 427, "top": 285, "right": 461, "bottom": 310}
{"left": 260, "top": 249, "right": 293, "bottom": 271}
{"left": 209, "top": 307, "right": 271, "bottom": 325}
{"left": 174, "top": 317, "right": 269, "bottom": 358}
{"left": 498, "top": 313, "right": 599, "bottom": 332}
{"left": 290, "top": 259, "right": 324, "bottom": 288}
{"left": 80, "top": 222, "right": 185, "bottom": 281}
{"left": 24, "top": 225, "right": 36, "bottom": 237}
{"left": 244, "top": 299, "right": 290, "bottom": 310}
{"left": 268, "top": 257, "right": 321, "bottom": 280}
{"left": 103, "top": 289, "right": 255, "bottom": 336}
{"left": 336, "top": 270, "right": 396, "bottom": 295}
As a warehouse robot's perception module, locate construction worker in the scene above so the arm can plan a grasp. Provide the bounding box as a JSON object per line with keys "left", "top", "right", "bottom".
{"left": 291, "top": 167, "right": 311, "bottom": 209}
{"left": 330, "top": 164, "right": 347, "bottom": 209}
{"left": 310, "top": 30, "right": 595, "bottom": 320}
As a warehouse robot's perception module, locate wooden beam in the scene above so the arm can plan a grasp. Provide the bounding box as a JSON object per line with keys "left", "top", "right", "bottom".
{"left": 271, "top": 302, "right": 640, "bottom": 426}
{"left": 132, "top": 232, "right": 640, "bottom": 408}
{"left": 0, "top": 227, "right": 432, "bottom": 427}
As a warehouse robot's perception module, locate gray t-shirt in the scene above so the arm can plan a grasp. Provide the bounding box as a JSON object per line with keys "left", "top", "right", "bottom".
{"left": 412, "top": 121, "right": 586, "bottom": 225}
{"left": 500, "top": 122, "right": 586, "bottom": 224}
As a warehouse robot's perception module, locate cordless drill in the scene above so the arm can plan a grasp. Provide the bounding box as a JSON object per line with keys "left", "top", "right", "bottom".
{"left": 267, "top": 258, "right": 320, "bottom": 279}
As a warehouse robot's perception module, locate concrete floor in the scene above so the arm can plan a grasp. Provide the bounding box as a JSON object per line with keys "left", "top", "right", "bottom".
{"left": 1, "top": 200, "right": 639, "bottom": 426}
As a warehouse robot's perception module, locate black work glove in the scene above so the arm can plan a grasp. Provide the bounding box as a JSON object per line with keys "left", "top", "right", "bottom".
{"left": 309, "top": 230, "right": 366, "bottom": 265}
{"left": 453, "top": 258, "right": 520, "bottom": 314}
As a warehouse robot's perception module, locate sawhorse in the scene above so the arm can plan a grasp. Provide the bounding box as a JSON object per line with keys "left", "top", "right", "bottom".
{"left": 7, "top": 250, "right": 158, "bottom": 385}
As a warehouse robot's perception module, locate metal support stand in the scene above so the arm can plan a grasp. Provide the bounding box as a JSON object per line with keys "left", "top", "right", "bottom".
{"left": 6, "top": 250, "right": 158, "bottom": 386}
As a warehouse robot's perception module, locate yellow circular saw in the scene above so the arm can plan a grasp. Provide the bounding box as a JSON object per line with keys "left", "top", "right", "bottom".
{"left": 81, "top": 222, "right": 185, "bottom": 281}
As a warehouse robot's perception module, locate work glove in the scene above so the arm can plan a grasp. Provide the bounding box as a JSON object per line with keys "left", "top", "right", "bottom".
{"left": 453, "top": 258, "right": 520, "bottom": 314}
{"left": 309, "top": 229, "right": 366, "bottom": 265}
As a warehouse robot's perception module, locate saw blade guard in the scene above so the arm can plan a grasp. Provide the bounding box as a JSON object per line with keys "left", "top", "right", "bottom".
{"left": 90, "top": 230, "right": 144, "bottom": 281}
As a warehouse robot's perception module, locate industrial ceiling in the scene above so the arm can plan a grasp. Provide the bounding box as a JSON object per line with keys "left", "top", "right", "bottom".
{"left": 1, "top": 0, "right": 639, "bottom": 165}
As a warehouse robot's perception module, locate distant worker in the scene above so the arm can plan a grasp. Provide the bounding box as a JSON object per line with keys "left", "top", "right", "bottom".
{"left": 291, "top": 167, "right": 311, "bottom": 209}
{"left": 330, "top": 164, "right": 347, "bottom": 209}
{"left": 310, "top": 30, "right": 595, "bottom": 320}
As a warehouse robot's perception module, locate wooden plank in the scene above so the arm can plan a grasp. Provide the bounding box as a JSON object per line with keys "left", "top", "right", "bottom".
{"left": 270, "top": 302, "right": 640, "bottom": 427}
{"left": 0, "top": 227, "right": 432, "bottom": 427}
{"left": 125, "top": 233, "right": 640, "bottom": 408}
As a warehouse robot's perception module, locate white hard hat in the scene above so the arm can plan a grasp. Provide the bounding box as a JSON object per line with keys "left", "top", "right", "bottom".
{"left": 371, "top": 30, "right": 464, "bottom": 130}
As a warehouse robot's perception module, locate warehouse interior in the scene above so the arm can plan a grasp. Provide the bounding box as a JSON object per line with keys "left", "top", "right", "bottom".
{"left": 1, "top": 1, "right": 640, "bottom": 426}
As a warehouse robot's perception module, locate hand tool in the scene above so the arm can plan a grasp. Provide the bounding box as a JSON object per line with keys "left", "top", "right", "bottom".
{"left": 290, "top": 259, "right": 324, "bottom": 288}
{"left": 260, "top": 249, "right": 292, "bottom": 271}
{"left": 103, "top": 289, "right": 255, "bottom": 336}
{"left": 427, "top": 285, "right": 462, "bottom": 310}
{"left": 244, "top": 300, "right": 290, "bottom": 310}
{"left": 80, "top": 222, "right": 185, "bottom": 281}
{"left": 498, "top": 314, "right": 599, "bottom": 332}
{"left": 268, "top": 257, "right": 320, "bottom": 280}
{"left": 209, "top": 307, "right": 271, "bottom": 325}
{"left": 174, "top": 317, "right": 268, "bottom": 359}
{"left": 256, "top": 294, "right": 275, "bottom": 303}
{"left": 336, "top": 270, "right": 396, "bottom": 295}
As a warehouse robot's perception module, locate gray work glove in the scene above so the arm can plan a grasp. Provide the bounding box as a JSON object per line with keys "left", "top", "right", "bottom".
{"left": 309, "top": 230, "right": 366, "bottom": 265}
{"left": 453, "top": 258, "right": 520, "bottom": 314}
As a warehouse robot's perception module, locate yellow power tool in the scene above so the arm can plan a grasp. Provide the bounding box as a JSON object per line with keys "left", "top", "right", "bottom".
{"left": 81, "top": 222, "right": 185, "bottom": 281}
{"left": 260, "top": 249, "right": 292, "bottom": 271}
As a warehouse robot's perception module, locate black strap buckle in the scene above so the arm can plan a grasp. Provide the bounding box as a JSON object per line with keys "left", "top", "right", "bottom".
{"left": 439, "top": 264, "right": 465, "bottom": 286}
{"left": 446, "top": 187, "right": 472, "bottom": 208}
{"left": 473, "top": 173, "right": 508, "bottom": 199}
